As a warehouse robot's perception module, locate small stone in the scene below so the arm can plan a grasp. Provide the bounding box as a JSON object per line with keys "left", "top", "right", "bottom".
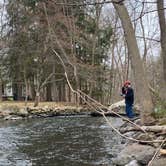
{"left": 17, "top": 108, "right": 28, "bottom": 117}
{"left": 121, "top": 139, "right": 126, "bottom": 144}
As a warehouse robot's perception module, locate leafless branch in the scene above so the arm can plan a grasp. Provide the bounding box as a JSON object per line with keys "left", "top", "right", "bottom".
{"left": 50, "top": 0, "right": 125, "bottom": 7}
{"left": 135, "top": 0, "right": 157, "bottom": 4}
{"left": 134, "top": 7, "right": 166, "bottom": 22}
{"left": 136, "top": 36, "right": 160, "bottom": 42}
{"left": 148, "top": 138, "right": 166, "bottom": 166}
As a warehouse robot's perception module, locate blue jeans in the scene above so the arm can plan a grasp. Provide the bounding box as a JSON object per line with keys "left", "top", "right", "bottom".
{"left": 125, "top": 103, "right": 134, "bottom": 118}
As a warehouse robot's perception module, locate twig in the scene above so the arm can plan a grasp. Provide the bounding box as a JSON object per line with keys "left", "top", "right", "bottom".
{"left": 50, "top": 0, "right": 125, "bottom": 7}
{"left": 148, "top": 138, "right": 166, "bottom": 166}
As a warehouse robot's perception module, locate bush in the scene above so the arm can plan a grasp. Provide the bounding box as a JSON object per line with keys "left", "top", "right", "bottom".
{"left": 153, "top": 105, "right": 166, "bottom": 119}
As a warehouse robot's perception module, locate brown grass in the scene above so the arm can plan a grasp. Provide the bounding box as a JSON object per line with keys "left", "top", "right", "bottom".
{"left": 0, "top": 101, "right": 80, "bottom": 109}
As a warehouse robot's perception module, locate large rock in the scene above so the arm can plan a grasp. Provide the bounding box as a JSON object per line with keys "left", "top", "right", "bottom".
{"left": 16, "top": 108, "right": 29, "bottom": 117}
{"left": 112, "top": 143, "right": 155, "bottom": 166}
{"left": 0, "top": 110, "right": 10, "bottom": 118}
{"left": 125, "top": 160, "right": 139, "bottom": 166}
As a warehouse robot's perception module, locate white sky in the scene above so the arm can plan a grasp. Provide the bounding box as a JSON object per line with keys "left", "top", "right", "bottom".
{"left": 101, "top": 0, "right": 166, "bottom": 61}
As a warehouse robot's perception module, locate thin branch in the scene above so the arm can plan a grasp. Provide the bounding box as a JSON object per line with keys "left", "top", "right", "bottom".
{"left": 43, "top": 78, "right": 64, "bottom": 84}
{"left": 40, "top": 73, "right": 54, "bottom": 89}
{"left": 135, "top": 0, "right": 157, "bottom": 4}
{"left": 148, "top": 138, "right": 166, "bottom": 166}
{"left": 133, "top": 7, "right": 166, "bottom": 22}
{"left": 51, "top": 0, "right": 125, "bottom": 6}
{"left": 136, "top": 35, "right": 160, "bottom": 42}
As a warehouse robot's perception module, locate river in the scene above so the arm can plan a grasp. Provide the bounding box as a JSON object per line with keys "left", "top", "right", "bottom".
{"left": 0, "top": 116, "right": 124, "bottom": 166}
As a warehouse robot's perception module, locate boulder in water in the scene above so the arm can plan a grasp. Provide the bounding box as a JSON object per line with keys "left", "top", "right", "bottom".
{"left": 112, "top": 143, "right": 155, "bottom": 165}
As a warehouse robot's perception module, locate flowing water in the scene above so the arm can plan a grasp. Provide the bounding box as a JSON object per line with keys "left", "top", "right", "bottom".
{"left": 0, "top": 116, "right": 124, "bottom": 166}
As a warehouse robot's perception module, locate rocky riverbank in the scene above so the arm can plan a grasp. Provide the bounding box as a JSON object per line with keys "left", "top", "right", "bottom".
{"left": 111, "top": 118, "right": 166, "bottom": 166}
{"left": 0, "top": 103, "right": 92, "bottom": 120}
{"left": 0, "top": 101, "right": 129, "bottom": 120}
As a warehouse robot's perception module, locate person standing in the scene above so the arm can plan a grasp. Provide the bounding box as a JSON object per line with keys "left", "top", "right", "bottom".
{"left": 121, "top": 81, "right": 135, "bottom": 119}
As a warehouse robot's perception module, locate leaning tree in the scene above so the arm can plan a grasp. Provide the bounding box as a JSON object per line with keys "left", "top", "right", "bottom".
{"left": 113, "top": 0, "right": 155, "bottom": 125}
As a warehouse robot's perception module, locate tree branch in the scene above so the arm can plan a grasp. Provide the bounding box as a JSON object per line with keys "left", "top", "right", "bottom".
{"left": 136, "top": 36, "right": 160, "bottom": 42}
{"left": 50, "top": 0, "right": 125, "bottom": 6}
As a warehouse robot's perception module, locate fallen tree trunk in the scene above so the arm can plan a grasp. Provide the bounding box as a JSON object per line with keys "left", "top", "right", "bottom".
{"left": 120, "top": 125, "right": 166, "bottom": 133}
{"left": 108, "top": 100, "right": 125, "bottom": 110}
{"left": 108, "top": 100, "right": 140, "bottom": 112}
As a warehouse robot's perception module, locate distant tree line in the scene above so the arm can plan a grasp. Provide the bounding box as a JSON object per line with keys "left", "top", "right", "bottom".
{"left": 0, "top": 0, "right": 113, "bottom": 106}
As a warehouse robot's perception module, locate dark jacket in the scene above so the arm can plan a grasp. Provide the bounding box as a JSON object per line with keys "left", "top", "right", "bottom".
{"left": 125, "top": 87, "right": 134, "bottom": 105}
{"left": 121, "top": 86, "right": 126, "bottom": 95}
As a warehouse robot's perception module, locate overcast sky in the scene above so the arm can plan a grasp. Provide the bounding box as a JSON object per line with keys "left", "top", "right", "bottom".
{"left": 101, "top": 0, "right": 166, "bottom": 62}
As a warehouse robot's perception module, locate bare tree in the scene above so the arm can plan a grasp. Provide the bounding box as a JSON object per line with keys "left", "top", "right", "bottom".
{"left": 0, "top": 0, "right": 6, "bottom": 101}
{"left": 113, "top": 1, "right": 155, "bottom": 125}
{"left": 157, "top": 0, "right": 166, "bottom": 101}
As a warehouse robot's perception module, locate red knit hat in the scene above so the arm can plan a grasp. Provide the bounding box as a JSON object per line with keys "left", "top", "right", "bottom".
{"left": 124, "top": 80, "right": 131, "bottom": 86}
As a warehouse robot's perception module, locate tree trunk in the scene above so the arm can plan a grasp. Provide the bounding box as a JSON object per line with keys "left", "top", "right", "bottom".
{"left": 58, "top": 82, "right": 62, "bottom": 102}
{"left": 24, "top": 79, "right": 29, "bottom": 106}
{"left": 68, "top": 84, "right": 71, "bottom": 102}
{"left": 17, "top": 84, "right": 23, "bottom": 100}
{"left": 62, "top": 81, "right": 66, "bottom": 102}
{"left": 23, "top": 71, "right": 29, "bottom": 106}
{"left": 157, "top": 0, "right": 166, "bottom": 101}
{"left": 74, "top": 66, "right": 80, "bottom": 106}
{"left": 52, "top": 61, "right": 57, "bottom": 101}
{"left": 34, "top": 91, "right": 40, "bottom": 107}
{"left": 113, "top": 2, "right": 155, "bottom": 125}
{"left": 0, "top": 81, "right": 2, "bottom": 102}
{"left": 46, "top": 83, "right": 52, "bottom": 101}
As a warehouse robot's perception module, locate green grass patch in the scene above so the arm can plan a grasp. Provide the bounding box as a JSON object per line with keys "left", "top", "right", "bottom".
{"left": 153, "top": 106, "right": 166, "bottom": 119}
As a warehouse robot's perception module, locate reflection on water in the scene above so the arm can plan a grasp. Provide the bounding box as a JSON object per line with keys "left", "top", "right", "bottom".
{"left": 0, "top": 116, "right": 123, "bottom": 166}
